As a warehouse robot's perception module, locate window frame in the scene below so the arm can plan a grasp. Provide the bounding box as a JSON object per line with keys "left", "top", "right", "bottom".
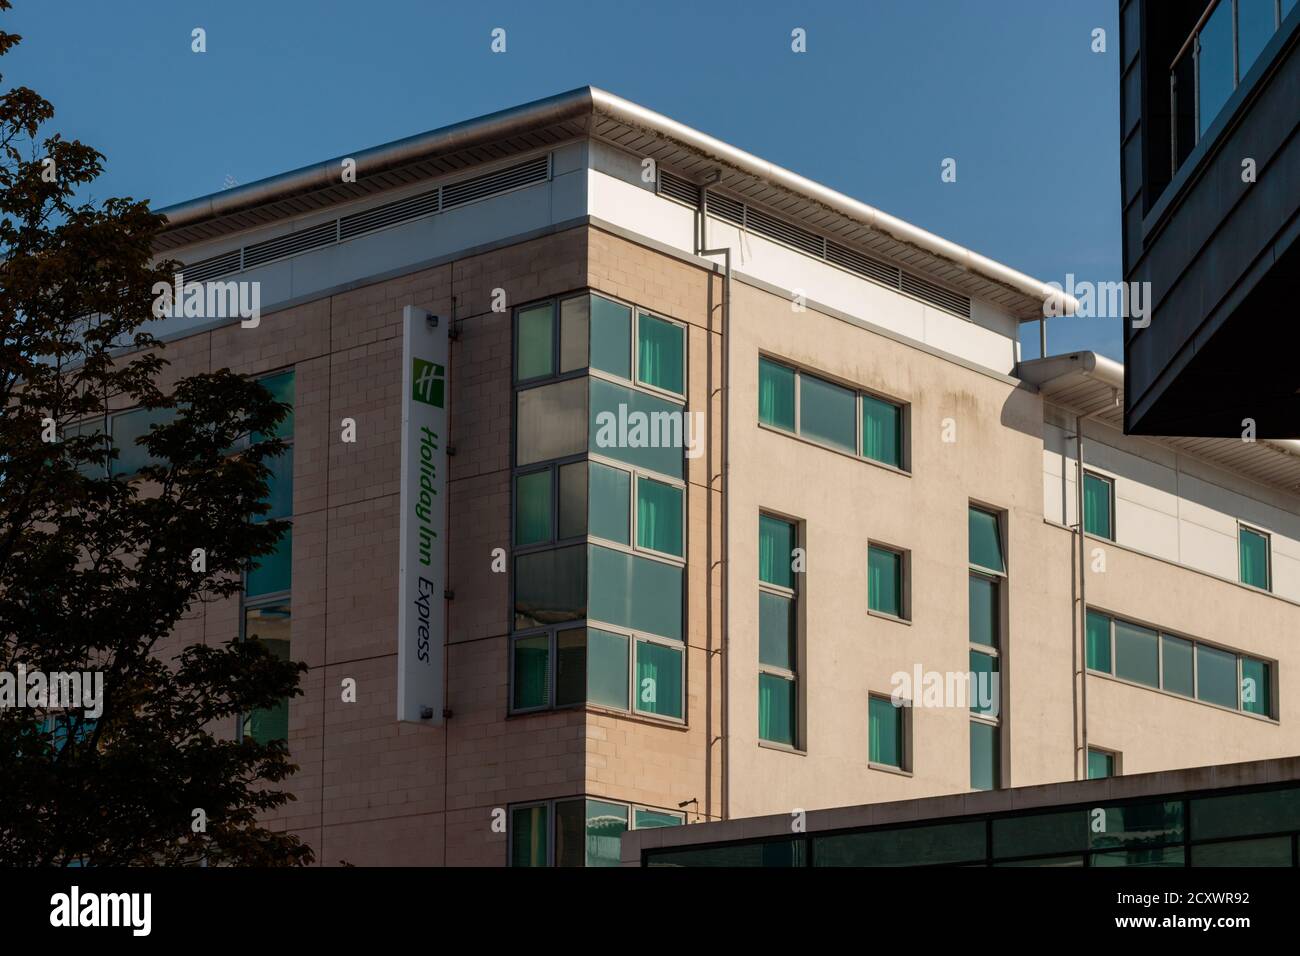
{"left": 867, "top": 541, "right": 910, "bottom": 622}
{"left": 1237, "top": 521, "right": 1273, "bottom": 592}
{"left": 585, "top": 452, "right": 688, "bottom": 562}
{"left": 633, "top": 309, "right": 688, "bottom": 400}
{"left": 868, "top": 692, "right": 912, "bottom": 773}
{"left": 758, "top": 510, "right": 803, "bottom": 750}
{"left": 1086, "top": 746, "right": 1121, "bottom": 779}
{"left": 756, "top": 353, "right": 910, "bottom": 472}
{"left": 1084, "top": 607, "right": 1278, "bottom": 719}
{"left": 968, "top": 503, "right": 1006, "bottom": 791}
{"left": 1082, "top": 470, "right": 1116, "bottom": 541}
{"left": 507, "top": 794, "right": 686, "bottom": 867}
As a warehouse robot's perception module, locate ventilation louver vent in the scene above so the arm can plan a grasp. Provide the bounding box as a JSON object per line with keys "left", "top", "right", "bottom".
{"left": 703, "top": 191, "right": 973, "bottom": 320}
{"left": 441, "top": 155, "right": 549, "bottom": 211}
{"left": 705, "top": 191, "right": 744, "bottom": 226}
{"left": 243, "top": 221, "right": 338, "bottom": 270}
{"left": 658, "top": 170, "right": 701, "bottom": 207}
{"left": 340, "top": 188, "right": 440, "bottom": 241}
{"left": 178, "top": 250, "right": 241, "bottom": 284}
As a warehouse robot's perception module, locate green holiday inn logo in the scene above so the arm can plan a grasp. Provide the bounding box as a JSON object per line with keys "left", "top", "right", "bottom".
{"left": 412, "top": 359, "right": 444, "bottom": 408}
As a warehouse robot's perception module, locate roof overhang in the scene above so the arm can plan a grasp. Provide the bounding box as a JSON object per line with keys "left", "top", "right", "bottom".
{"left": 1020, "top": 351, "right": 1300, "bottom": 492}
{"left": 157, "top": 87, "right": 1074, "bottom": 320}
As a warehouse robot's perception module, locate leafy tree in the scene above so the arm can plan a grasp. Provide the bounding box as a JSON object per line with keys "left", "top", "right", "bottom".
{"left": 0, "top": 0, "right": 311, "bottom": 866}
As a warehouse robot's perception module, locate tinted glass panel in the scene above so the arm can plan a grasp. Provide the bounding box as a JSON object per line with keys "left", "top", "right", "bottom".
{"left": 1162, "top": 633, "right": 1194, "bottom": 697}
{"left": 590, "top": 294, "right": 631, "bottom": 379}
{"left": 1192, "top": 837, "right": 1292, "bottom": 867}
{"left": 257, "top": 370, "right": 295, "bottom": 441}
{"left": 1197, "top": 643, "right": 1238, "bottom": 708}
{"left": 515, "top": 469, "right": 552, "bottom": 545}
{"left": 1242, "top": 657, "right": 1272, "bottom": 717}
{"left": 1237, "top": 0, "right": 1277, "bottom": 79}
{"left": 247, "top": 528, "right": 292, "bottom": 597}
{"left": 511, "top": 805, "right": 548, "bottom": 867}
{"left": 1240, "top": 527, "right": 1270, "bottom": 589}
{"left": 1092, "top": 846, "right": 1185, "bottom": 867}
{"left": 799, "top": 373, "right": 855, "bottom": 452}
{"left": 759, "top": 515, "right": 796, "bottom": 588}
{"left": 242, "top": 612, "right": 290, "bottom": 745}
{"left": 588, "top": 627, "right": 630, "bottom": 709}
{"left": 758, "top": 673, "right": 796, "bottom": 746}
{"left": 1083, "top": 473, "right": 1113, "bottom": 539}
{"left": 969, "top": 650, "right": 1000, "bottom": 717}
{"left": 993, "top": 809, "right": 1089, "bottom": 858}
{"left": 1114, "top": 619, "right": 1158, "bottom": 688}
{"left": 758, "top": 358, "right": 796, "bottom": 431}
{"left": 516, "top": 303, "right": 554, "bottom": 381}
{"left": 261, "top": 445, "right": 294, "bottom": 520}
{"left": 861, "top": 394, "right": 901, "bottom": 467}
{"left": 648, "top": 840, "right": 806, "bottom": 867}
{"left": 1090, "top": 801, "right": 1184, "bottom": 850}
{"left": 968, "top": 575, "right": 998, "bottom": 648}
{"left": 868, "top": 546, "right": 902, "bottom": 616}
{"left": 1087, "top": 750, "right": 1115, "bottom": 779}
{"left": 584, "top": 799, "right": 629, "bottom": 868}
{"left": 636, "top": 476, "right": 683, "bottom": 556}
{"left": 869, "top": 697, "right": 903, "bottom": 767}
{"left": 555, "top": 629, "right": 585, "bottom": 707}
{"left": 514, "top": 545, "right": 585, "bottom": 630}
{"left": 968, "top": 508, "right": 1005, "bottom": 572}
{"left": 1198, "top": 0, "right": 1235, "bottom": 137}
{"left": 516, "top": 378, "right": 587, "bottom": 466}
{"left": 637, "top": 313, "right": 684, "bottom": 394}
{"left": 589, "top": 378, "right": 684, "bottom": 479}
{"left": 814, "top": 821, "right": 985, "bottom": 867}
{"left": 634, "top": 808, "right": 683, "bottom": 829}
{"left": 1191, "top": 787, "right": 1300, "bottom": 841}
{"left": 758, "top": 591, "right": 795, "bottom": 670}
{"left": 588, "top": 545, "right": 683, "bottom": 641}
{"left": 635, "top": 641, "right": 683, "bottom": 718}
{"left": 557, "top": 461, "right": 587, "bottom": 539}
{"left": 970, "top": 721, "right": 998, "bottom": 791}
{"left": 588, "top": 461, "right": 630, "bottom": 544}
{"left": 512, "top": 635, "right": 550, "bottom": 710}
{"left": 1086, "top": 610, "right": 1111, "bottom": 672}
{"left": 554, "top": 799, "right": 586, "bottom": 868}
{"left": 559, "top": 295, "right": 590, "bottom": 373}
{"left": 111, "top": 406, "right": 175, "bottom": 477}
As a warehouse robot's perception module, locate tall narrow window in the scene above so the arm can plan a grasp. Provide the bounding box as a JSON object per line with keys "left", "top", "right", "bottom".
{"left": 515, "top": 302, "right": 555, "bottom": 381}
{"left": 758, "top": 357, "right": 796, "bottom": 431}
{"left": 636, "top": 312, "right": 685, "bottom": 395}
{"left": 869, "top": 695, "right": 906, "bottom": 770}
{"left": 861, "top": 394, "right": 902, "bottom": 468}
{"left": 1087, "top": 748, "right": 1117, "bottom": 779}
{"left": 759, "top": 514, "right": 799, "bottom": 747}
{"left": 1083, "top": 472, "right": 1114, "bottom": 540}
{"left": 968, "top": 505, "right": 1004, "bottom": 791}
{"left": 1239, "top": 525, "right": 1271, "bottom": 591}
{"left": 867, "top": 544, "right": 904, "bottom": 619}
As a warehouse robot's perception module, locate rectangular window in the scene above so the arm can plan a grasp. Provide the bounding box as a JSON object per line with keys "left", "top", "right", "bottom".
{"left": 798, "top": 373, "right": 856, "bottom": 453}
{"left": 759, "top": 515, "right": 796, "bottom": 588}
{"left": 758, "top": 673, "right": 796, "bottom": 747}
{"left": 635, "top": 475, "right": 684, "bottom": 557}
{"left": 969, "top": 650, "right": 1000, "bottom": 717}
{"left": 1085, "top": 609, "right": 1112, "bottom": 672}
{"left": 512, "top": 634, "right": 551, "bottom": 710}
{"left": 588, "top": 461, "right": 631, "bottom": 545}
{"left": 970, "top": 720, "right": 999, "bottom": 791}
{"left": 867, "top": 544, "right": 904, "bottom": 618}
{"left": 636, "top": 312, "right": 685, "bottom": 396}
{"left": 514, "top": 627, "right": 634, "bottom": 714}
{"left": 515, "top": 302, "right": 554, "bottom": 381}
{"left": 634, "top": 807, "right": 685, "bottom": 829}
{"left": 968, "top": 575, "right": 999, "bottom": 648}
{"left": 1114, "top": 619, "right": 1159, "bottom": 688}
{"left": 558, "top": 295, "right": 590, "bottom": 373}
{"left": 1197, "top": 643, "right": 1239, "bottom": 709}
{"left": 758, "top": 357, "right": 796, "bottom": 431}
{"left": 759, "top": 513, "right": 799, "bottom": 747}
{"left": 588, "top": 545, "right": 683, "bottom": 641}
{"left": 1087, "top": 748, "right": 1117, "bottom": 779}
{"left": 513, "top": 545, "right": 586, "bottom": 630}
{"left": 242, "top": 604, "right": 291, "bottom": 745}
{"left": 247, "top": 530, "right": 292, "bottom": 597}
{"left": 516, "top": 377, "right": 587, "bottom": 466}
{"left": 635, "top": 639, "right": 683, "bottom": 719}
{"left": 1242, "top": 657, "right": 1272, "bottom": 717}
{"left": 514, "top": 469, "right": 552, "bottom": 545}
{"left": 968, "top": 507, "right": 1005, "bottom": 573}
{"left": 557, "top": 461, "right": 587, "bottom": 539}
{"left": 590, "top": 294, "right": 632, "bottom": 380}
{"left": 861, "top": 393, "right": 902, "bottom": 468}
{"left": 511, "top": 804, "right": 549, "bottom": 867}
{"left": 1161, "top": 633, "right": 1195, "bottom": 697}
{"left": 868, "top": 695, "right": 905, "bottom": 769}
{"left": 1239, "top": 525, "right": 1271, "bottom": 591}
{"left": 759, "top": 591, "right": 795, "bottom": 671}
{"left": 589, "top": 377, "right": 684, "bottom": 479}
{"left": 110, "top": 406, "right": 177, "bottom": 478}
{"left": 514, "top": 797, "right": 682, "bottom": 867}
{"left": 1083, "top": 472, "right": 1114, "bottom": 540}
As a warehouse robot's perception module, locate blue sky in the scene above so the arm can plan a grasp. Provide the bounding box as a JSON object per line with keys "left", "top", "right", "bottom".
{"left": 4, "top": 0, "right": 1122, "bottom": 359}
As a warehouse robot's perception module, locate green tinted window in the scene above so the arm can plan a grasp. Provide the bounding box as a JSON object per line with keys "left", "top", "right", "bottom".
{"left": 970, "top": 721, "right": 999, "bottom": 791}
{"left": 583, "top": 799, "right": 629, "bottom": 867}
{"left": 515, "top": 469, "right": 552, "bottom": 545}
{"left": 261, "top": 445, "right": 294, "bottom": 520}
{"left": 634, "top": 808, "right": 683, "bottom": 829}
{"left": 1242, "top": 657, "right": 1272, "bottom": 717}
{"left": 868, "top": 546, "right": 902, "bottom": 616}
{"left": 589, "top": 378, "right": 684, "bottom": 479}
{"left": 257, "top": 370, "right": 295, "bottom": 441}
{"left": 869, "top": 697, "right": 903, "bottom": 768}
{"left": 1083, "top": 473, "right": 1113, "bottom": 539}
{"left": 1190, "top": 787, "right": 1300, "bottom": 841}
{"left": 1092, "top": 846, "right": 1185, "bottom": 867}
{"left": 758, "top": 591, "right": 795, "bottom": 670}
{"left": 635, "top": 640, "right": 683, "bottom": 718}
{"left": 516, "top": 303, "right": 554, "bottom": 381}
{"left": 968, "top": 508, "right": 1005, "bottom": 572}
{"left": 759, "top": 515, "right": 796, "bottom": 588}
{"left": 969, "top": 651, "right": 999, "bottom": 717}
{"left": 590, "top": 294, "right": 631, "bottom": 379}
{"left": 636, "top": 476, "right": 683, "bottom": 556}
{"left": 111, "top": 406, "right": 175, "bottom": 477}
{"left": 1161, "top": 633, "right": 1194, "bottom": 697}
{"left": 1114, "top": 619, "right": 1158, "bottom": 688}
{"left": 759, "top": 673, "right": 796, "bottom": 746}
{"left": 588, "top": 461, "right": 630, "bottom": 544}
{"left": 1192, "top": 837, "right": 1292, "bottom": 867}
{"left": 512, "top": 635, "right": 550, "bottom": 710}
{"left": 637, "top": 313, "right": 684, "bottom": 394}
{"left": 648, "top": 840, "right": 806, "bottom": 867}
{"left": 555, "top": 629, "right": 586, "bottom": 707}
{"left": 242, "top": 622, "right": 290, "bottom": 745}
{"left": 758, "top": 358, "right": 796, "bottom": 431}
{"left": 588, "top": 627, "right": 630, "bottom": 709}
{"left": 1085, "top": 610, "right": 1111, "bottom": 672}
{"left": 861, "top": 394, "right": 901, "bottom": 467}
{"left": 799, "top": 373, "right": 855, "bottom": 452}
{"left": 993, "top": 809, "right": 1089, "bottom": 858}
{"left": 968, "top": 575, "right": 998, "bottom": 648}
{"left": 814, "top": 821, "right": 985, "bottom": 867}
{"left": 1090, "top": 801, "right": 1183, "bottom": 850}
{"left": 1087, "top": 750, "right": 1115, "bottom": 779}
{"left": 247, "top": 528, "right": 292, "bottom": 597}
{"left": 1240, "top": 527, "right": 1271, "bottom": 590}
{"left": 1197, "top": 644, "right": 1238, "bottom": 708}
{"left": 588, "top": 545, "right": 683, "bottom": 641}
{"left": 516, "top": 377, "right": 588, "bottom": 467}
{"left": 558, "top": 295, "right": 589, "bottom": 373}
{"left": 514, "top": 545, "right": 586, "bottom": 630}
{"left": 511, "top": 805, "right": 548, "bottom": 867}
{"left": 557, "top": 462, "right": 587, "bottom": 539}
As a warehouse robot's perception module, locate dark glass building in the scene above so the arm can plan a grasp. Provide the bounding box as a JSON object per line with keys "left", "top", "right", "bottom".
{"left": 1119, "top": 1, "right": 1300, "bottom": 437}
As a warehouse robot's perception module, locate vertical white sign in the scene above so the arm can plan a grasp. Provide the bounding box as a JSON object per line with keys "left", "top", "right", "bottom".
{"left": 397, "top": 306, "right": 449, "bottom": 723}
